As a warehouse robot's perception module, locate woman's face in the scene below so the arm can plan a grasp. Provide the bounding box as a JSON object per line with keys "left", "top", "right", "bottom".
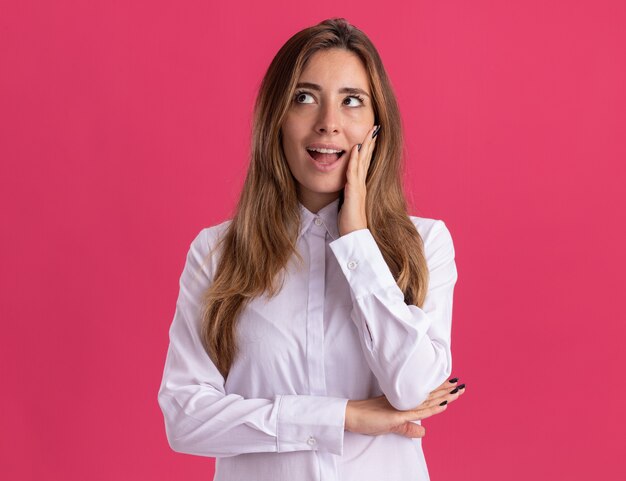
{"left": 281, "top": 48, "right": 376, "bottom": 213}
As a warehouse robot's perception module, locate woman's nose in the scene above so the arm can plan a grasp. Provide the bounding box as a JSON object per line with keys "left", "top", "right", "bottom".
{"left": 315, "top": 103, "right": 340, "bottom": 134}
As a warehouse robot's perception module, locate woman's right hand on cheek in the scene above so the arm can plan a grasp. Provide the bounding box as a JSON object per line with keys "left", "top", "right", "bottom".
{"left": 344, "top": 378, "right": 466, "bottom": 439}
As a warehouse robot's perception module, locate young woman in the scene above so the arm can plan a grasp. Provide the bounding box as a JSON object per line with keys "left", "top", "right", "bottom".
{"left": 158, "top": 17, "right": 465, "bottom": 481}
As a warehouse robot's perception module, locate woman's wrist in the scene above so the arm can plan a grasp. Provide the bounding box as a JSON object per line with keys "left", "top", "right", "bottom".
{"left": 345, "top": 400, "right": 354, "bottom": 432}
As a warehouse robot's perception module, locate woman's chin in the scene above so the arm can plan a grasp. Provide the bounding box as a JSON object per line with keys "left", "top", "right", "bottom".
{"left": 307, "top": 182, "right": 345, "bottom": 195}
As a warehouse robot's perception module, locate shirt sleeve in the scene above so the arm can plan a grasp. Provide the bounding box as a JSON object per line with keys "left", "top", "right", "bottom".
{"left": 158, "top": 227, "right": 349, "bottom": 458}
{"left": 328, "top": 219, "right": 458, "bottom": 411}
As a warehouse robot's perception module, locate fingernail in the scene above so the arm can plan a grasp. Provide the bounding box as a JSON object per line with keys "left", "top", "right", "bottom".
{"left": 449, "top": 387, "right": 459, "bottom": 394}
{"left": 357, "top": 143, "right": 362, "bottom": 152}
{"left": 439, "top": 400, "right": 448, "bottom": 406}
{"left": 372, "top": 125, "right": 381, "bottom": 138}
{"left": 457, "top": 383, "right": 466, "bottom": 390}
{"left": 448, "top": 378, "right": 458, "bottom": 384}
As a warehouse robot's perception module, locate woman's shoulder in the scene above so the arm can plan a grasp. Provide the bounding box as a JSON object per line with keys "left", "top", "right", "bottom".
{"left": 408, "top": 214, "right": 451, "bottom": 238}
{"left": 182, "top": 220, "right": 233, "bottom": 281}
{"left": 198, "top": 219, "right": 232, "bottom": 241}
{"left": 183, "top": 219, "right": 233, "bottom": 265}
{"left": 192, "top": 219, "right": 233, "bottom": 251}
{"left": 407, "top": 214, "right": 456, "bottom": 260}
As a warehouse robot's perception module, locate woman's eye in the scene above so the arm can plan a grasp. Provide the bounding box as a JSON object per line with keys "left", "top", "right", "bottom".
{"left": 294, "top": 92, "right": 314, "bottom": 104}
{"left": 294, "top": 91, "right": 364, "bottom": 107}
{"left": 343, "top": 95, "right": 364, "bottom": 107}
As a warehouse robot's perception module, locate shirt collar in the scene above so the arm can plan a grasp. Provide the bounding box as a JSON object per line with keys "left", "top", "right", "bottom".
{"left": 298, "top": 197, "right": 341, "bottom": 241}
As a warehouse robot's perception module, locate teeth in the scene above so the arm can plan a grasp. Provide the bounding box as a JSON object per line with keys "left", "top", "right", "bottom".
{"left": 307, "top": 147, "right": 343, "bottom": 154}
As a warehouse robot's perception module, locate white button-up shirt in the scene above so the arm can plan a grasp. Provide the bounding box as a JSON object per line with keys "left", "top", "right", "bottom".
{"left": 158, "top": 197, "right": 458, "bottom": 481}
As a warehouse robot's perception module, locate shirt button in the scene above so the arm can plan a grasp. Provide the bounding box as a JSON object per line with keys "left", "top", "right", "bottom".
{"left": 314, "top": 217, "right": 323, "bottom": 226}
{"left": 347, "top": 260, "right": 358, "bottom": 270}
{"left": 307, "top": 436, "right": 317, "bottom": 446}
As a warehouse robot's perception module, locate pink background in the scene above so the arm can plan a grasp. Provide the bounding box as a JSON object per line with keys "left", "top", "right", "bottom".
{"left": 1, "top": 1, "right": 624, "bottom": 480}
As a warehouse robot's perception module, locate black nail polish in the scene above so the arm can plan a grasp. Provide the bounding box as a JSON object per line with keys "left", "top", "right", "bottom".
{"left": 357, "top": 143, "right": 362, "bottom": 152}
{"left": 457, "top": 383, "right": 466, "bottom": 390}
{"left": 372, "top": 125, "right": 381, "bottom": 138}
{"left": 450, "top": 387, "right": 459, "bottom": 394}
{"left": 439, "top": 400, "right": 448, "bottom": 406}
{"left": 448, "top": 378, "right": 458, "bottom": 384}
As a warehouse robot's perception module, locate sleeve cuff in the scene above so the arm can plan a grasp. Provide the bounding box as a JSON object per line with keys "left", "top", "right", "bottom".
{"left": 276, "top": 394, "right": 349, "bottom": 456}
{"left": 329, "top": 228, "right": 398, "bottom": 300}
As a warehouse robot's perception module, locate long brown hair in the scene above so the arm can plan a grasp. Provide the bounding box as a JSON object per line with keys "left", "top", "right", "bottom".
{"left": 200, "top": 18, "right": 429, "bottom": 380}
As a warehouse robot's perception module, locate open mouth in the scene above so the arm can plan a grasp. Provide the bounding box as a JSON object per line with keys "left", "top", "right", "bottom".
{"left": 306, "top": 149, "right": 346, "bottom": 164}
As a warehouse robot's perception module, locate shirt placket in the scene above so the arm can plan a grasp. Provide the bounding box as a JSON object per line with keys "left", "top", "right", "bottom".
{"left": 306, "top": 217, "right": 340, "bottom": 481}
{"left": 306, "top": 217, "right": 328, "bottom": 397}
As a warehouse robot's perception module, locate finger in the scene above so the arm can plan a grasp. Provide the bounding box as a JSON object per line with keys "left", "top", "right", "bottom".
{"left": 432, "top": 381, "right": 466, "bottom": 402}
{"left": 362, "top": 129, "right": 378, "bottom": 178}
{"left": 424, "top": 378, "right": 461, "bottom": 400}
{"left": 409, "top": 386, "right": 465, "bottom": 417}
{"left": 358, "top": 125, "right": 378, "bottom": 179}
{"left": 347, "top": 143, "right": 360, "bottom": 181}
{"left": 355, "top": 126, "right": 376, "bottom": 164}
{"left": 397, "top": 421, "right": 426, "bottom": 439}
{"left": 421, "top": 391, "right": 452, "bottom": 407}
{"left": 434, "top": 377, "right": 460, "bottom": 392}
{"left": 406, "top": 401, "right": 448, "bottom": 422}
{"left": 424, "top": 388, "right": 463, "bottom": 409}
{"left": 355, "top": 125, "right": 377, "bottom": 155}
{"left": 387, "top": 379, "right": 463, "bottom": 414}
{"left": 424, "top": 385, "right": 458, "bottom": 403}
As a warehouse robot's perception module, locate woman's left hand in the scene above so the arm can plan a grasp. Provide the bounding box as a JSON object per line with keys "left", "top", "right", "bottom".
{"left": 337, "top": 124, "right": 380, "bottom": 237}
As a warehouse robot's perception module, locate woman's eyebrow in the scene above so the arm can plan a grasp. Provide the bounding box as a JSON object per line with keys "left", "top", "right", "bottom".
{"left": 295, "top": 82, "right": 371, "bottom": 98}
